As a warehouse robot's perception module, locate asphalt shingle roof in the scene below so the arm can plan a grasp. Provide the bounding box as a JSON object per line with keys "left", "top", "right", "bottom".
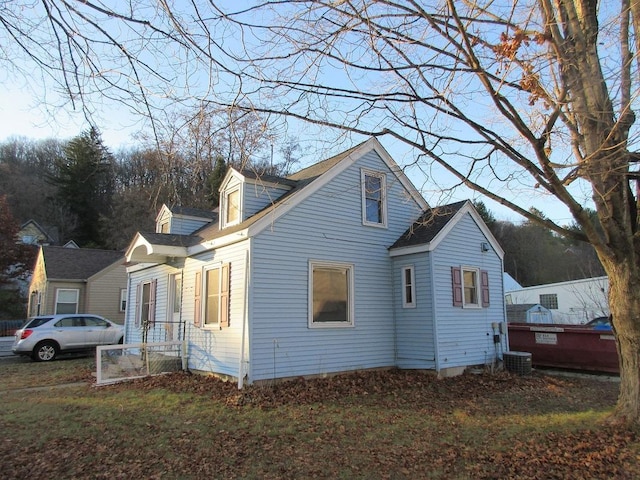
{"left": 390, "top": 201, "right": 467, "bottom": 250}
{"left": 42, "top": 246, "right": 124, "bottom": 280}
{"left": 506, "top": 304, "right": 544, "bottom": 323}
{"left": 168, "top": 205, "right": 218, "bottom": 220}
{"left": 136, "top": 232, "right": 201, "bottom": 248}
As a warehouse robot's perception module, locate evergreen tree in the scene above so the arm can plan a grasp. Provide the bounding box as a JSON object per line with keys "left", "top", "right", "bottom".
{"left": 49, "top": 128, "right": 114, "bottom": 246}
{"left": 472, "top": 200, "right": 496, "bottom": 229}
{"left": 206, "top": 156, "right": 228, "bottom": 207}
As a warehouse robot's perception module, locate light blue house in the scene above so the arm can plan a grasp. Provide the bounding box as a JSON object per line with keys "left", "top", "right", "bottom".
{"left": 124, "top": 138, "right": 506, "bottom": 385}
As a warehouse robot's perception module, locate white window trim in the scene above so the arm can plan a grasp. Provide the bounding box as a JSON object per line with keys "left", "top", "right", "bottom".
{"left": 308, "top": 260, "right": 355, "bottom": 328}
{"left": 401, "top": 265, "right": 416, "bottom": 308}
{"left": 55, "top": 288, "right": 79, "bottom": 314}
{"left": 168, "top": 273, "right": 182, "bottom": 315}
{"left": 202, "top": 264, "right": 222, "bottom": 328}
{"left": 462, "top": 266, "right": 481, "bottom": 309}
{"left": 138, "top": 281, "right": 154, "bottom": 327}
{"left": 361, "top": 169, "right": 387, "bottom": 228}
{"left": 221, "top": 186, "right": 242, "bottom": 228}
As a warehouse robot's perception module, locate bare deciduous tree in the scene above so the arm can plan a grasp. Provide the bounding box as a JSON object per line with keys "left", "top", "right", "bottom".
{"left": 2, "top": 0, "right": 640, "bottom": 423}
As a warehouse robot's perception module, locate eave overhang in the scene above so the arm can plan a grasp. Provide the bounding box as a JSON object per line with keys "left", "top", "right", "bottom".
{"left": 125, "top": 233, "right": 188, "bottom": 264}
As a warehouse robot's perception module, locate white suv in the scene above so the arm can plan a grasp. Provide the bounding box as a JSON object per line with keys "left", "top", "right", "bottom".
{"left": 12, "top": 314, "right": 124, "bottom": 361}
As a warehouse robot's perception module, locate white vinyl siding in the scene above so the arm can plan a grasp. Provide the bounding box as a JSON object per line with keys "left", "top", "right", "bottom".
{"left": 431, "top": 214, "right": 506, "bottom": 370}
{"left": 125, "top": 265, "right": 175, "bottom": 344}
{"left": 243, "top": 183, "right": 291, "bottom": 218}
{"left": 248, "top": 149, "right": 423, "bottom": 381}
{"left": 181, "top": 243, "right": 249, "bottom": 378}
{"left": 393, "top": 254, "right": 436, "bottom": 369}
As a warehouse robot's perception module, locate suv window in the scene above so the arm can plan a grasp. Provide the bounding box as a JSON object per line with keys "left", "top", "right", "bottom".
{"left": 25, "top": 317, "right": 53, "bottom": 328}
{"left": 84, "top": 317, "right": 108, "bottom": 327}
{"left": 55, "top": 317, "right": 80, "bottom": 327}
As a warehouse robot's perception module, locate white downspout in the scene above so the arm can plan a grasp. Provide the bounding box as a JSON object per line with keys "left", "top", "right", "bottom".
{"left": 429, "top": 254, "right": 440, "bottom": 372}
{"left": 124, "top": 273, "right": 132, "bottom": 344}
{"left": 238, "top": 246, "right": 250, "bottom": 389}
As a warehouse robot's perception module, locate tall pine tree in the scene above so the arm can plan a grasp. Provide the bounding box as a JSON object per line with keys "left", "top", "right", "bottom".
{"left": 49, "top": 128, "right": 114, "bottom": 247}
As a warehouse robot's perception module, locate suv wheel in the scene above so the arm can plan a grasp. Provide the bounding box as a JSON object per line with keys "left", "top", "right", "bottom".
{"left": 33, "top": 341, "right": 58, "bottom": 362}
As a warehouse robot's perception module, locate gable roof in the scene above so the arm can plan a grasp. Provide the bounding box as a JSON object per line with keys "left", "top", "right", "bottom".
{"left": 126, "top": 137, "right": 429, "bottom": 263}
{"left": 41, "top": 246, "right": 124, "bottom": 281}
{"left": 169, "top": 205, "right": 218, "bottom": 220}
{"left": 506, "top": 303, "right": 550, "bottom": 323}
{"left": 390, "top": 201, "right": 467, "bottom": 250}
{"left": 222, "top": 168, "right": 298, "bottom": 190}
{"left": 156, "top": 204, "right": 218, "bottom": 223}
{"left": 389, "top": 200, "right": 504, "bottom": 258}
{"left": 19, "top": 219, "right": 56, "bottom": 244}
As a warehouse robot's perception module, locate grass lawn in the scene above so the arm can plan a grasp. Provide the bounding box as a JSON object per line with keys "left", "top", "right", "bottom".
{"left": 0, "top": 357, "right": 637, "bottom": 479}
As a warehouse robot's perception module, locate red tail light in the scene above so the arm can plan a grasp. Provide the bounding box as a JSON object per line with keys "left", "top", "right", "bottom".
{"left": 20, "top": 329, "right": 33, "bottom": 340}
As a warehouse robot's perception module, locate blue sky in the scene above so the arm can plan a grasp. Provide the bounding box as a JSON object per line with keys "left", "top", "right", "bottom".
{"left": 0, "top": 0, "right": 588, "bottom": 227}
{"left": 0, "top": 80, "right": 581, "bottom": 226}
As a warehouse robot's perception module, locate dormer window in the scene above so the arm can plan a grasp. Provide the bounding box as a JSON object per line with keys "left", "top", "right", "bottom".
{"left": 361, "top": 169, "right": 387, "bottom": 227}
{"left": 160, "top": 221, "right": 169, "bottom": 233}
{"left": 223, "top": 188, "right": 241, "bottom": 227}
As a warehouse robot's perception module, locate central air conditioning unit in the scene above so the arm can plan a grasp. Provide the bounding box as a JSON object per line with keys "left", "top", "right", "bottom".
{"left": 504, "top": 351, "right": 532, "bottom": 375}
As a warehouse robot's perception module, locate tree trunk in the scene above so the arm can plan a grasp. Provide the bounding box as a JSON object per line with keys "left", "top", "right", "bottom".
{"left": 607, "top": 266, "right": 640, "bottom": 423}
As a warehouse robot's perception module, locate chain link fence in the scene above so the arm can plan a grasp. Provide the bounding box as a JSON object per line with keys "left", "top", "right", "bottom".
{"left": 96, "top": 341, "right": 185, "bottom": 385}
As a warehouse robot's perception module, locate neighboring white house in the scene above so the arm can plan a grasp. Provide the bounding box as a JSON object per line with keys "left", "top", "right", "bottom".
{"left": 505, "top": 276, "right": 609, "bottom": 324}
{"left": 124, "top": 138, "right": 507, "bottom": 385}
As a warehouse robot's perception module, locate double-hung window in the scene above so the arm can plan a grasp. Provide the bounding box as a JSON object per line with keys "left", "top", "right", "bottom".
{"left": 55, "top": 288, "right": 79, "bottom": 314}
{"left": 223, "top": 188, "right": 240, "bottom": 227}
{"left": 361, "top": 170, "right": 387, "bottom": 227}
{"left": 402, "top": 265, "right": 416, "bottom": 308}
{"left": 309, "top": 261, "right": 354, "bottom": 327}
{"left": 463, "top": 268, "right": 479, "bottom": 307}
{"left": 136, "top": 280, "right": 156, "bottom": 328}
{"left": 199, "top": 264, "right": 230, "bottom": 328}
{"left": 451, "top": 266, "right": 489, "bottom": 308}
{"left": 119, "top": 288, "right": 127, "bottom": 312}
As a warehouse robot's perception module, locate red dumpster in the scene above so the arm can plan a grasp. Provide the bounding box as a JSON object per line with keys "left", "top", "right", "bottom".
{"left": 507, "top": 323, "right": 619, "bottom": 374}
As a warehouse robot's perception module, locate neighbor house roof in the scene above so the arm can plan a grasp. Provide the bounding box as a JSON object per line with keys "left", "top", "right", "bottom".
{"left": 41, "top": 246, "right": 124, "bottom": 280}
{"left": 506, "top": 304, "right": 549, "bottom": 323}
{"left": 18, "top": 219, "right": 56, "bottom": 245}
